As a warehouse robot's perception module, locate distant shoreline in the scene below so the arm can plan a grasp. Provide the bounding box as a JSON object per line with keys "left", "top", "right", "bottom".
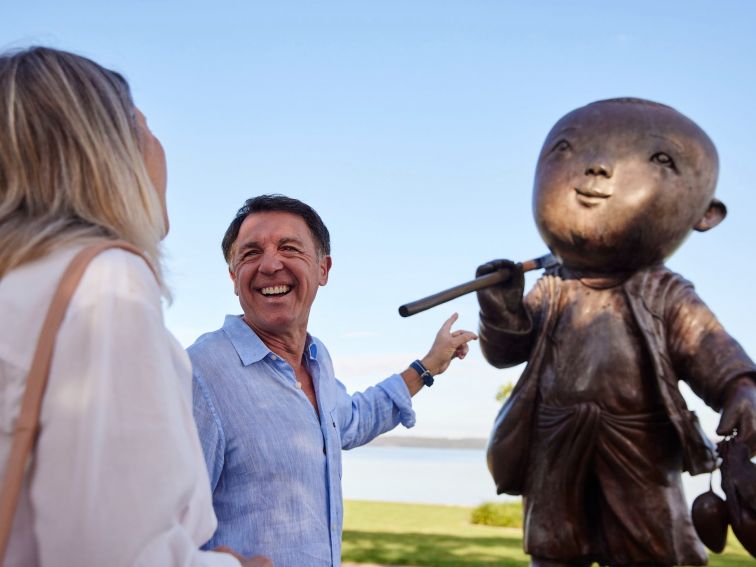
{"left": 366, "top": 436, "right": 488, "bottom": 450}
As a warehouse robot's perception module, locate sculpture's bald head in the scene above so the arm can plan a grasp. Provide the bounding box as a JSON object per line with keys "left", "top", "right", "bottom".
{"left": 533, "top": 98, "right": 724, "bottom": 272}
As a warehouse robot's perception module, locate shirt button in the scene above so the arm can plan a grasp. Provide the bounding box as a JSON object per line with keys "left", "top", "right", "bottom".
{"left": 270, "top": 354, "right": 277, "bottom": 361}
{"left": 295, "top": 381, "right": 302, "bottom": 389}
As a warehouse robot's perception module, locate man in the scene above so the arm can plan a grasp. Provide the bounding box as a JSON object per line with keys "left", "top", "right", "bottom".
{"left": 189, "top": 195, "right": 477, "bottom": 567}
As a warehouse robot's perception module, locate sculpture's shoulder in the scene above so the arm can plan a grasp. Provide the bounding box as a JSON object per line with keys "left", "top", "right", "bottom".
{"left": 625, "top": 264, "right": 695, "bottom": 311}
{"left": 527, "top": 267, "right": 564, "bottom": 307}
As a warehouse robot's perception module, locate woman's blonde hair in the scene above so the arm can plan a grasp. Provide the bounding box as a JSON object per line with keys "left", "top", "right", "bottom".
{"left": 0, "top": 46, "right": 166, "bottom": 288}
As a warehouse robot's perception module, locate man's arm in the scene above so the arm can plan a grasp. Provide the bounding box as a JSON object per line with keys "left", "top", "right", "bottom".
{"left": 193, "top": 373, "right": 227, "bottom": 493}
{"left": 329, "top": 314, "right": 476, "bottom": 449}
{"left": 191, "top": 346, "right": 276, "bottom": 566}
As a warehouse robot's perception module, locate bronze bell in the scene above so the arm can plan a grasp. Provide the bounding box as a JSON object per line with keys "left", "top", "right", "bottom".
{"left": 691, "top": 489, "right": 728, "bottom": 553}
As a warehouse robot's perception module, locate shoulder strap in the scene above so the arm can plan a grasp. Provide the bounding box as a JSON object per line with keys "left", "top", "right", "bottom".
{"left": 0, "top": 241, "right": 154, "bottom": 561}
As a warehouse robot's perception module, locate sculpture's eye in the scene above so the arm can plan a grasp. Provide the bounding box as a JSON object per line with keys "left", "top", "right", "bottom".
{"left": 552, "top": 139, "right": 571, "bottom": 153}
{"left": 650, "top": 152, "right": 677, "bottom": 172}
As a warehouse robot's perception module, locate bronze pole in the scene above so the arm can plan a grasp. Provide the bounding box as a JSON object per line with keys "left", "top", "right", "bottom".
{"left": 398, "top": 253, "right": 557, "bottom": 317}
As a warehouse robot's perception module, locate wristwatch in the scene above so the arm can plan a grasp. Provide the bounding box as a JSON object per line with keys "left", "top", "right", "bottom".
{"left": 410, "top": 359, "right": 434, "bottom": 387}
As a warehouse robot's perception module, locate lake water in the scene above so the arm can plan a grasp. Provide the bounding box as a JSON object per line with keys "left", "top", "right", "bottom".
{"left": 341, "top": 446, "right": 718, "bottom": 507}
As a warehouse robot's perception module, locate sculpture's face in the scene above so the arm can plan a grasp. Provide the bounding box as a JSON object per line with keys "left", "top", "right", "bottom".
{"left": 533, "top": 101, "right": 719, "bottom": 272}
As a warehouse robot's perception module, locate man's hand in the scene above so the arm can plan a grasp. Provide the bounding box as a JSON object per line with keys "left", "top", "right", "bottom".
{"left": 399, "top": 313, "right": 477, "bottom": 396}
{"left": 421, "top": 312, "right": 478, "bottom": 376}
{"left": 475, "top": 259, "right": 525, "bottom": 317}
{"left": 240, "top": 557, "right": 274, "bottom": 567}
{"left": 214, "top": 546, "right": 274, "bottom": 567}
{"left": 717, "top": 376, "right": 756, "bottom": 455}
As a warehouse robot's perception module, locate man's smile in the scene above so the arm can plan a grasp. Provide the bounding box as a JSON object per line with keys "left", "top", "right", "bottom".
{"left": 259, "top": 284, "right": 292, "bottom": 296}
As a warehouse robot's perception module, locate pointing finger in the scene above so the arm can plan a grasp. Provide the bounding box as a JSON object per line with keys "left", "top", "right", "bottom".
{"left": 441, "top": 312, "right": 459, "bottom": 333}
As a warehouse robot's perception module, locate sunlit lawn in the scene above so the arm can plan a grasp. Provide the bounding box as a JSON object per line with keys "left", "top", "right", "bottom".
{"left": 343, "top": 500, "right": 752, "bottom": 566}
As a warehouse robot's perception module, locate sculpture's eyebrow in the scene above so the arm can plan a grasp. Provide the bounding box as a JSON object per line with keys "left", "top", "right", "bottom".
{"left": 649, "top": 133, "right": 684, "bottom": 153}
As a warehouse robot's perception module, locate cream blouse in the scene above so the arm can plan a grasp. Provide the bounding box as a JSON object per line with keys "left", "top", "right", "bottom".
{"left": 0, "top": 246, "right": 238, "bottom": 567}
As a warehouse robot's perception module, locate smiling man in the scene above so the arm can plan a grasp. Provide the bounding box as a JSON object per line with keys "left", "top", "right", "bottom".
{"left": 188, "top": 194, "right": 476, "bottom": 567}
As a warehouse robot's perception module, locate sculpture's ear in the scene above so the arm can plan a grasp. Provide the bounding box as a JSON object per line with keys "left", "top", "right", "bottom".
{"left": 694, "top": 198, "right": 727, "bottom": 232}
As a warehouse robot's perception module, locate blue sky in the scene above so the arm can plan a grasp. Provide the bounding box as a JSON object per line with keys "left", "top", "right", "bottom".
{"left": 4, "top": 1, "right": 755, "bottom": 438}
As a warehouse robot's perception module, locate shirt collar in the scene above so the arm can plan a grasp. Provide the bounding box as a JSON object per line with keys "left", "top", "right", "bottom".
{"left": 222, "top": 314, "right": 319, "bottom": 366}
{"left": 307, "top": 338, "right": 318, "bottom": 360}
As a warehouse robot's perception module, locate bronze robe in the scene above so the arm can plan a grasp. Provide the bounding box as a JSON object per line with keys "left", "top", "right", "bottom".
{"left": 482, "top": 265, "right": 756, "bottom": 565}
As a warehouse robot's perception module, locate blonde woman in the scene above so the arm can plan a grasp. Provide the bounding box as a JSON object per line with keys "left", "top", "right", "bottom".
{"left": 0, "top": 47, "right": 271, "bottom": 567}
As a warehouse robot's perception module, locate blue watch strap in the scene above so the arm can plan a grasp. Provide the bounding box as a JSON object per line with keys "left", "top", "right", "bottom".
{"left": 410, "top": 359, "right": 434, "bottom": 387}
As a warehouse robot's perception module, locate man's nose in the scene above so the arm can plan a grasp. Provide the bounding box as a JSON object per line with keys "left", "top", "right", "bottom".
{"left": 585, "top": 160, "right": 613, "bottom": 178}
{"left": 258, "top": 251, "right": 284, "bottom": 274}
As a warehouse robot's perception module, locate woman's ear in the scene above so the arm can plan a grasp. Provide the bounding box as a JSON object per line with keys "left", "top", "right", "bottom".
{"left": 694, "top": 198, "right": 727, "bottom": 232}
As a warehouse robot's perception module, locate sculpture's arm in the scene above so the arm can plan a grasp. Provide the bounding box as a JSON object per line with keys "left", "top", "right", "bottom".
{"left": 476, "top": 259, "right": 538, "bottom": 368}
{"left": 666, "top": 282, "right": 756, "bottom": 453}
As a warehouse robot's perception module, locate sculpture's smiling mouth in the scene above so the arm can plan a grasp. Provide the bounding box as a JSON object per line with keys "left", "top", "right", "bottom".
{"left": 575, "top": 187, "right": 611, "bottom": 208}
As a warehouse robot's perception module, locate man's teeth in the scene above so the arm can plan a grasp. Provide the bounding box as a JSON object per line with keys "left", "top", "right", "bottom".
{"left": 261, "top": 285, "right": 291, "bottom": 296}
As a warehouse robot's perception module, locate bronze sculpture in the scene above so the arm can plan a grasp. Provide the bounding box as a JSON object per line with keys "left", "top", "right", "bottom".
{"left": 478, "top": 98, "right": 756, "bottom": 566}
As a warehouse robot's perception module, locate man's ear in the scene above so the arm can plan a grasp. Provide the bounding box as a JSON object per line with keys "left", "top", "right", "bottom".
{"left": 229, "top": 267, "right": 239, "bottom": 296}
{"left": 320, "top": 255, "right": 332, "bottom": 286}
{"left": 694, "top": 198, "right": 727, "bottom": 232}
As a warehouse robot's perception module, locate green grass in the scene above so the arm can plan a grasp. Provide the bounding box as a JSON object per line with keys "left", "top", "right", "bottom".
{"left": 343, "top": 500, "right": 753, "bottom": 567}
{"left": 470, "top": 502, "right": 523, "bottom": 528}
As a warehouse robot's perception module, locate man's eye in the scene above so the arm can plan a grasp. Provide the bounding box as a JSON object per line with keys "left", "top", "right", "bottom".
{"left": 552, "top": 139, "right": 571, "bottom": 153}
{"left": 650, "top": 152, "right": 677, "bottom": 171}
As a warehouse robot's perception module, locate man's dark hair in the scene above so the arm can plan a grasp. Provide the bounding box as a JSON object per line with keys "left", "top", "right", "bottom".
{"left": 222, "top": 194, "right": 331, "bottom": 264}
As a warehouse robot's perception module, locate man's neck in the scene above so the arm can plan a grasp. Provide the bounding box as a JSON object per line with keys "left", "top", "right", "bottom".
{"left": 243, "top": 316, "right": 320, "bottom": 414}
{"left": 243, "top": 317, "right": 308, "bottom": 370}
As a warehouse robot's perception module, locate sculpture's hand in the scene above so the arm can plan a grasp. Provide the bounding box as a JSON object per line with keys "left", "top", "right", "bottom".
{"left": 421, "top": 312, "right": 478, "bottom": 376}
{"left": 717, "top": 376, "right": 756, "bottom": 455}
{"left": 475, "top": 259, "right": 525, "bottom": 317}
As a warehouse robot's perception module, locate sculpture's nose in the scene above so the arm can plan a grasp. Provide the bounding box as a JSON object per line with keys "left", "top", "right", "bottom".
{"left": 585, "top": 161, "right": 612, "bottom": 178}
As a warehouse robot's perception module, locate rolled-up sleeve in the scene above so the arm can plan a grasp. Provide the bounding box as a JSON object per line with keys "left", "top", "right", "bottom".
{"left": 332, "top": 373, "right": 415, "bottom": 450}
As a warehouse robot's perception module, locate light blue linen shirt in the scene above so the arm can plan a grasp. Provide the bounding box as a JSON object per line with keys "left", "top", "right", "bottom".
{"left": 189, "top": 315, "right": 416, "bottom": 567}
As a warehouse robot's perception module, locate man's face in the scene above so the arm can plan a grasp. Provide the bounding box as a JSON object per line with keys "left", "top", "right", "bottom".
{"left": 533, "top": 102, "right": 718, "bottom": 272}
{"left": 229, "top": 211, "right": 331, "bottom": 340}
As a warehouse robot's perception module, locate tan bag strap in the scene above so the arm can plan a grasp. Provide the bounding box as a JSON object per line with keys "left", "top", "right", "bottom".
{"left": 0, "top": 241, "right": 154, "bottom": 561}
